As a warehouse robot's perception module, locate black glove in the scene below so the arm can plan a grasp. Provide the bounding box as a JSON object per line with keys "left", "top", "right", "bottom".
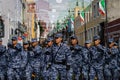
{"left": 66, "top": 65, "right": 70, "bottom": 70}
{"left": 70, "top": 46, "right": 74, "bottom": 51}
{"left": 28, "top": 47, "right": 33, "bottom": 51}
{"left": 45, "top": 50, "right": 51, "bottom": 55}
{"left": 46, "top": 63, "right": 51, "bottom": 70}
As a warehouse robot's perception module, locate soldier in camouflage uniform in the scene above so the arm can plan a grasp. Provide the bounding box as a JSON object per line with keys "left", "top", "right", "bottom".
{"left": 42, "top": 37, "right": 58, "bottom": 80}
{"left": 52, "top": 33, "right": 72, "bottom": 80}
{"left": 83, "top": 40, "right": 93, "bottom": 80}
{"left": 89, "top": 35, "right": 106, "bottom": 80}
{"left": 70, "top": 35, "right": 83, "bottom": 80}
{"left": 0, "top": 38, "right": 7, "bottom": 80}
{"left": 30, "top": 38, "right": 43, "bottom": 80}
{"left": 6, "top": 36, "right": 22, "bottom": 80}
{"left": 104, "top": 38, "right": 119, "bottom": 80}
{"left": 21, "top": 41, "right": 33, "bottom": 80}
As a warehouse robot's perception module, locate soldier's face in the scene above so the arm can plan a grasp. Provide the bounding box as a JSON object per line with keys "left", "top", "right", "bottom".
{"left": 0, "top": 41, "right": 2, "bottom": 45}
{"left": 109, "top": 42, "right": 114, "bottom": 48}
{"left": 12, "top": 40, "right": 17, "bottom": 45}
{"left": 85, "top": 43, "right": 91, "bottom": 48}
{"left": 39, "top": 40, "right": 43, "bottom": 44}
{"left": 48, "top": 41, "right": 53, "bottom": 47}
{"left": 23, "top": 44, "right": 29, "bottom": 49}
{"left": 55, "top": 37, "right": 62, "bottom": 44}
{"left": 71, "top": 39, "right": 77, "bottom": 45}
{"left": 114, "top": 46, "right": 118, "bottom": 49}
{"left": 94, "top": 39, "right": 100, "bottom": 46}
{"left": 32, "top": 42, "right": 37, "bottom": 47}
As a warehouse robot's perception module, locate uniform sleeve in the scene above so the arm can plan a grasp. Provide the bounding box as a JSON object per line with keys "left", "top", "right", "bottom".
{"left": 20, "top": 51, "right": 28, "bottom": 69}
{"left": 82, "top": 48, "right": 89, "bottom": 64}
{"left": 0, "top": 46, "right": 6, "bottom": 54}
{"left": 33, "top": 46, "right": 42, "bottom": 58}
{"left": 65, "top": 46, "right": 72, "bottom": 66}
{"left": 36, "top": 46, "right": 42, "bottom": 54}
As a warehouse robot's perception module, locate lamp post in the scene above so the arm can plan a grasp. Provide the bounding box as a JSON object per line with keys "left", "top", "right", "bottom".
{"left": 104, "top": 0, "right": 109, "bottom": 46}
{"left": 82, "top": 0, "right": 87, "bottom": 41}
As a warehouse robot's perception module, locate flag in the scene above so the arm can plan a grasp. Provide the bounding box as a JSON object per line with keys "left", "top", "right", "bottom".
{"left": 99, "top": 0, "right": 105, "bottom": 15}
{"left": 80, "top": 11, "right": 85, "bottom": 22}
{"left": 71, "top": 15, "right": 75, "bottom": 24}
{"left": 70, "top": 18, "right": 74, "bottom": 32}
{"left": 56, "top": 21, "right": 61, "bottom": 31}
{"left": 67, "top": 17, "right": 74, "bottom": 32}
{"left": 67, "top": 19, "right": 71, "bottom": 32}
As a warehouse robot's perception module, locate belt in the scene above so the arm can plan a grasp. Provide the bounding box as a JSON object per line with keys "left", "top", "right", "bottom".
{"left": 54, "top": 62, "right": 66, "bottom": 65}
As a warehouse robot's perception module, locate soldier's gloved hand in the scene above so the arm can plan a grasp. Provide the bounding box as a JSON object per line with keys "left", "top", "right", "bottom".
{"left": 45, "top": 50, "right": 51, "bottom": 55}
{"left": 70, "top": 46, "right": 74, "bottom": 51}
{"left": 44, "top": 48, "right": 51, "bottom": 54}
{"left": 66, "top": 65, "right": 70, "bottom": 70}
{"left": 34, "top": 53, "right": 40, "bottom": 58}
{"left": 46, "top": 63, "right": 51, "bottom": 69}
{"left": 28, "top": 47, "right": 32, "bottom": 51}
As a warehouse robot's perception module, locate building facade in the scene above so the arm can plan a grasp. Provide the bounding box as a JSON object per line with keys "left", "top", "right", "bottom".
{"left": 0, "top": 0, "right": 26, "bottom": 45}
{"left": 74, "top": 0, "right": 120, "bottom": 46}
{"left": 74, "top": 0, "right": 105, "bottom": 46}
{"left": 25, "top": 0, "right": 36, "bottom": 40}
{"left": 105, "top": 0, "right": 120, "bottom": 45}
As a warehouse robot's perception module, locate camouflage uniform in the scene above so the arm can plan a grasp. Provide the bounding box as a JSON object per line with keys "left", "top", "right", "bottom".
{"left": 7, "top": 42, "right": 22, "bottom": 80}
{"left": 0, "top": 39, "right": 7, "bottom": 80}
{"left": 52, "top": 43, "right": 72, "bottom": 80}
{"left": 52, "top": 33, "right": 72, "bottom": 80}
{"left": 42, "top": 46, "right": 58, "bottom": 80}
{"left": 30, "top": 38, "right": 43, "bottom": 80}
{"left": 104, "top": 39, "right": 119, "bottom": 80}
{"left": 82, "top": 40, "right": 92, "bottom": 80}
{"left": 70, "top": 44, "right": 84, "bottom": 80}
{"left": 21, "top": 41, "right": 33, "bottom": 80}
{"left": 42, "top": 37, "right": 57, "bottom": 80}
{"left": 89, "top": 36, "right": 105, "bottom": 80}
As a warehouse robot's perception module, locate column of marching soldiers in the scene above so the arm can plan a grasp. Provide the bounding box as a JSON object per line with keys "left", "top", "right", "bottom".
{"left": 0, "top": 32, "right": 120, "bottom": 80}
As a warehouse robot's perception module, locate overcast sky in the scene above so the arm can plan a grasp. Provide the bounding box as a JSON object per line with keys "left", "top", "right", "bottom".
{"left": 35, "top": 0, "right": 91, "bottom": 23}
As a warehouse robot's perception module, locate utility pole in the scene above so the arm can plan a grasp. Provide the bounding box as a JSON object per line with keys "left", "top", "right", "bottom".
{"left": 82, "top": 0, "right": 87, "bottom": 41}
{"left": 104, "top": 0, "right": 108, "bottom": 46}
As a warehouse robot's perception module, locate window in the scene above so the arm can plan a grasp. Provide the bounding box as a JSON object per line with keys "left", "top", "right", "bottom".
{"left": 90, "top": 29, "right": 92, "bottom": 40}
{"left": 93, "top": 5, "right": 96, "bottom": 18}
{"left": 94, "top": 27, "right": 97, "bottom": 35}
{"left": 97, "top": 2, "right": 100, "bottom": 16}
{"left": 88, "top": 29, "right": 91, "bottom": 40}
{"left": 11, "top": 28, "right": 14, "bottom": 35}
{"left": 88, "top": 10, "right": 90, "bottom": 22}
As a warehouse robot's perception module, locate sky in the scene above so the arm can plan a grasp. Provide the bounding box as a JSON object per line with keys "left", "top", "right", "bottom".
{"left": 35, "top": 0, "right": 92, "bottom": 23}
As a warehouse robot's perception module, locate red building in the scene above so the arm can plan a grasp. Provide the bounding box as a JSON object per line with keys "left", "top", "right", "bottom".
{"left": 105, "top": 18, "right": 120, "bottom": 42}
